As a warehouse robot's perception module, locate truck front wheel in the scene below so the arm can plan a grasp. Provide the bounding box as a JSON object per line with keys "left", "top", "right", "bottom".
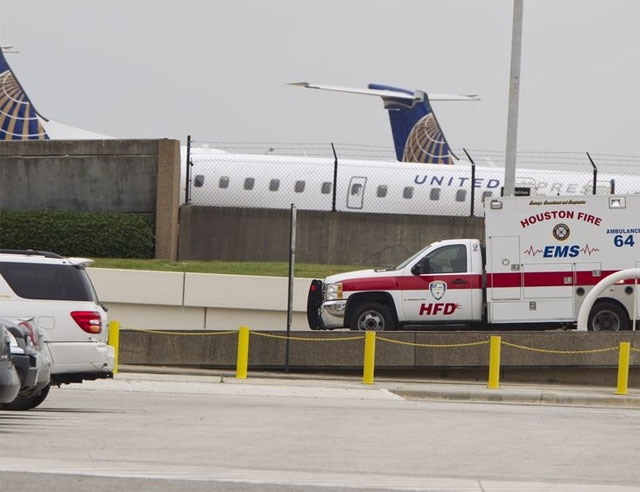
{"left": 350, "top": 303, "right": 395, "bottom": 331}
{"left": 587, "top": 302, "right": 629, "bottom": 331}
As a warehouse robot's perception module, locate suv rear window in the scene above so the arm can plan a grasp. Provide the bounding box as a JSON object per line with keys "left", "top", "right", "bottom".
{"left": 0, "top": 263, "right": 98, "bottom": 302}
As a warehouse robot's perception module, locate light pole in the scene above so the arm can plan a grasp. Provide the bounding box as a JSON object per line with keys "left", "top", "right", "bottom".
{"left": 504, "top": 0, "right": 524, "bottom": 196}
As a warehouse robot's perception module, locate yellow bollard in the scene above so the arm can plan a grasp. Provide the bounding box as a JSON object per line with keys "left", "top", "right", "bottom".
{"left": 487, "top": 335, "right": 501, "bottom": 390}
{"left": 616, "top": 342, "right": 631, "bottom": 395}
{"left": 236, "top": 326, "right": 250, "bottom": 379}
{"left": 107, "top": 321, "right": 120, "bottom": 374}
{"left": 362, "top": 331, "right": 376, "bottom": 385}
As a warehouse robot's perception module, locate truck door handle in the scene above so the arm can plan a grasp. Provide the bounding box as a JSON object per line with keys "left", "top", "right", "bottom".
{"left": 451, "top": 278, "right": 468, "bottom": 285}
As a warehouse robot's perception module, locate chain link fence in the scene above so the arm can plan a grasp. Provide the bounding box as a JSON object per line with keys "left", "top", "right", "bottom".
{"left": 185, "top": 141, "right": 640, "bottom": 219}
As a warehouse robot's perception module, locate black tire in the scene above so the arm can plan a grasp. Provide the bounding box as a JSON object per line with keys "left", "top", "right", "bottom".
{"left": 0, "top": 383, "right": 50, "bottom": 411}
{"left": 349, "top": 302, "right": 395, "bottom": 331}
{"left": 587, "top": 302, "right": 629, "bottom": 332}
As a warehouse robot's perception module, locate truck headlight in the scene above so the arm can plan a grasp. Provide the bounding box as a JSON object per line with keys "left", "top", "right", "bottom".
{"left": 324, "top": 282, "right": 343, "bottom": 301}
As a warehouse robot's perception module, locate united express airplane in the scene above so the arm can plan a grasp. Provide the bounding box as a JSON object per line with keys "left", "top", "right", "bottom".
{"left": 1, "top": 47, "right": 637, "bottom": 216}
{"left": 187, "top": 83, "right": 636, "bottom": 215}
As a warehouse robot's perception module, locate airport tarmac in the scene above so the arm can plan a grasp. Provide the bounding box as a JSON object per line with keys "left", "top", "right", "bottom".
{"left": 2, "top": 367, "right": 639, "bottom": 492}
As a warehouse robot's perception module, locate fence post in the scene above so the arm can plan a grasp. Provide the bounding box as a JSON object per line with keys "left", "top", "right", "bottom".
{"left": 236, "top": 326, "right": 250, "bottom": 379}
{"left": 362, "top": 331, "right": 376, "bottom": 385}
{"left": 285, "top": 204, "right": 296, "bottom": 373}
{"left": 616, "top": 342, "right": 630, "bottom": 395}
{"left": 463, "top": 148, "right": 477, "bottom": 217}
{"left": 185, "top": 134, "right": 192, "bottom": 204}
{"left": 107, "top": 321, "right": 120, "bottom": 375}
{"left": 586, "top": 151, "right": 597, "bottom": 195}
{"left": 331, "top": 143, "right": 338, "bottom": 212}
{"left": 488, "top": 335, "right": 501, "bottom": 389}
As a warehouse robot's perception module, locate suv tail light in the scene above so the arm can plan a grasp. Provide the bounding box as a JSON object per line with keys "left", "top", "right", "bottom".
{"left": 71, "top": 311, "right": 102, "bottom": 334}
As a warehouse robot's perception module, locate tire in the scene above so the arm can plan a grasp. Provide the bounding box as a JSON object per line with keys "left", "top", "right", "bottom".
{"left": 587, "top": 302, "right": 629, "bottom": 332}
{"left": 0, "top": 383, "right": 50, "bottom": 411}
{"left": 349, "top": 302, "right": 395, "bottom": 331}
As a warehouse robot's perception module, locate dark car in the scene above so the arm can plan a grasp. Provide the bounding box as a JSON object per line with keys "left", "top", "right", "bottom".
{"left": 0, "top": 317, "right": 53, "bottom": 410}
{"left": 0, "top": 324, "right": 20, "bottom": 404}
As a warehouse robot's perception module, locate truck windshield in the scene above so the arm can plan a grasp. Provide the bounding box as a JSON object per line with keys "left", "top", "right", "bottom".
{"left": 391, "top": 244, "right": 433, "bottom": 271}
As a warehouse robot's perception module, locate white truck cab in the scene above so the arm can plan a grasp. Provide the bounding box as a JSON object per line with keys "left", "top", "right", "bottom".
{"left": 308, "top": 195, "right": 640, "bottom": 331}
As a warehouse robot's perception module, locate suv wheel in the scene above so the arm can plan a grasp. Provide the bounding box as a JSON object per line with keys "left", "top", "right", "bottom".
{"left": 0, "top": 383, "right": 50, "bottom": 411}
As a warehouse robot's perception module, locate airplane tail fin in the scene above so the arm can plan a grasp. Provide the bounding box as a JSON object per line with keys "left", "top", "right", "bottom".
{"left": 290, "top": 82, "right": 479, "bottom": 164}
{"left": 0, "top": 46, "right": 50, "bottom": 140}
{"left": 368, "top": 83, "right": 456, "bottom": 164}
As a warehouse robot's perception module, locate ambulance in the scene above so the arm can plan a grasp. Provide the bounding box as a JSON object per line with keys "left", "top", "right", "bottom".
{"left": 307, "top": 195, "right": 640, "bottom": 331}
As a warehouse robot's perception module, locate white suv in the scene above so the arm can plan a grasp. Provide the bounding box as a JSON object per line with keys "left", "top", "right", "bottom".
{"left": 0, "top": 250, "right": 114, "bottom": 385}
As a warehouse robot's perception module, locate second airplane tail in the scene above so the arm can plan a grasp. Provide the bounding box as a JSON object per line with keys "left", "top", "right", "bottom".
{"left": 291, "top": 81, "right": 479, "bottom": 164}
{"left": 368, "top": 83, "right": 455, "bottom": 164}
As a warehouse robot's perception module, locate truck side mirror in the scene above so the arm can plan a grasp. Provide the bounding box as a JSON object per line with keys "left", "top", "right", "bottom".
{"left": 411, "top": 260, "right": 429, "bottom": 276}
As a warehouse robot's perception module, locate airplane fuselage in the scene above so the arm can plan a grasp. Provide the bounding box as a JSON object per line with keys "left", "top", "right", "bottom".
{"left": 188, "top": 151, "right": 631, "bottom": 216}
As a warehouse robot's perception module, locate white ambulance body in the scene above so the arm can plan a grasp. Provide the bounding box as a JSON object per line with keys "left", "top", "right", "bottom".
{"left": 486, "top": 195, "right": 639, "bottom": 328}
{"left": 307, "top": 195, "right": 640, "bottom": 331}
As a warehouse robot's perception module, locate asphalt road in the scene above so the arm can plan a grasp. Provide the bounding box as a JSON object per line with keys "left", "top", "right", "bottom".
{"left": 0, "top": 373, "right": 639, "bottom": 491}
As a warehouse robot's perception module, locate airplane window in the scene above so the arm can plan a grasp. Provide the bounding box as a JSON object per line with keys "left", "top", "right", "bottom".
{"left": 321, "top": 182, "right": 332, "bottom": 194}
{"left": 269, "top": 179, "right": 280, "bottom": 191}
{"left": 244, "top": 178, "right": 255, "bottom": 190}
{"left": 295, "top": 180, "right": 306, "bottom": 193}
{"left": 219, "top": 176, "right": 230, "bottom": 189}
{"left": 194, "top": 175, "right": 204, "bottom": 188}
{"left": 377, "top": 185, "right": 387, "bottom": 198}
{"left": 350, "top": 183, "right": 363, "bottom": 196}
{"left": 403, "top": 186, "right": 414, "bottom": 199}
{"left": 482, "top": 191, "right": 493, "bottom": 201}
{"left": 430, "top": 188, "right": 440, "bottom": 200}
{"left": 456, "top": 189, "right": 466, "bottom": 202}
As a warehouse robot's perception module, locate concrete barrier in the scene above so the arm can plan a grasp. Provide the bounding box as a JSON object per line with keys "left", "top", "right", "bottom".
{"left": 88, "top": 267, "right": 313, "bottom": 332}
{"left": 117, "top": 330, "right": 640, "bottom": 385}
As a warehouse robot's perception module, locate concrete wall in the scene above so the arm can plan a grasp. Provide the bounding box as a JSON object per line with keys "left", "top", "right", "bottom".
{"left": 178, "top": 206, "right": 484, "bottom": 265}
{"left": 0, "top": 139, "right": 180, "bottom": 259}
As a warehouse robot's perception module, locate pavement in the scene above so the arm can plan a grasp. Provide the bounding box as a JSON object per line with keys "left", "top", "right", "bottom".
{"left": 118, "top": 364, "right": 640, "bottom": 408}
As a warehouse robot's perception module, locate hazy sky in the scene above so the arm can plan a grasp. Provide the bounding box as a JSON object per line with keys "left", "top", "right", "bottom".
{"left": 3, "top": 0, "right": 639, "bottom": 160}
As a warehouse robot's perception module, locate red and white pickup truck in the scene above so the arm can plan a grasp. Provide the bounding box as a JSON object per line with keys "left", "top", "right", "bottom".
{"left": 307, "top": 195, "right": 640, "bottom": 331}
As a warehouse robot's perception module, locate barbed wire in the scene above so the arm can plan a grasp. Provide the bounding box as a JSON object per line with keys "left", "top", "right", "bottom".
{"left": 190, "top": 141, "right": 640, "bottom": 169}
